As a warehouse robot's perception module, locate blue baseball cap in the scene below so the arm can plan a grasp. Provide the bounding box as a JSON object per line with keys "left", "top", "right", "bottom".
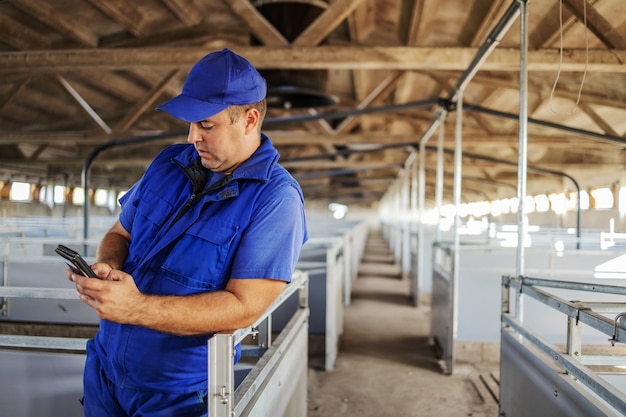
{"left": 156, "top": 48, "right": 266, "bottom": 122}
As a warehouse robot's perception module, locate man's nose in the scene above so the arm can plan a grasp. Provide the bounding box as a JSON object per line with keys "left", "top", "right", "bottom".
{"left": 187, "top": 123, "right": 202, "bottom": 144}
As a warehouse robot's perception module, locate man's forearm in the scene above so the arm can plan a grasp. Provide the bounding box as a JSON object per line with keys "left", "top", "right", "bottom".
{"left": 96, "top": 231, "right": 129, "bottom": 270}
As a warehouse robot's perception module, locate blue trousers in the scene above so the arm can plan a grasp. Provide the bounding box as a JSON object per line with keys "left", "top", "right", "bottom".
{"left": 82, "top": 340, "right": 208, "bottom": 417}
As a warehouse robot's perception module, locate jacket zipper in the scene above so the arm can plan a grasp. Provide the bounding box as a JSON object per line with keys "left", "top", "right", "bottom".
{"left": 168, "top": 158, "right": 233, "bottom": 229}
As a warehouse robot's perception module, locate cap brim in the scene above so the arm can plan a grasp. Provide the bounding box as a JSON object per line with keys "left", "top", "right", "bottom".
{"left": 156, "top": 95, "right": 229, "bottom": 123}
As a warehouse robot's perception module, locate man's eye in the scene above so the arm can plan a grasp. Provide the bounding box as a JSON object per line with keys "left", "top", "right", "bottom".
{"left": 200, "top": 124, "right": 214, "bottom": 130}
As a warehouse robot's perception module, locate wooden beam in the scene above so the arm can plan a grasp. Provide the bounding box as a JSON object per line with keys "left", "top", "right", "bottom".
{"left": 2, "top": 47, "right": 625, "bottom": 73}
{"left": 0, "top": 131, "right": 622, "bottom": 148}
{"left": 470, "top": 0, "right": 511, "bottom": 46}
{"left": 87, "top": 0, "right": 147, "bottom": 37}
{"left": 11, "top": 0, "right": 99, "bottom": 47}
{"left": 346, "top": 0, "right": 374, "bottom": 43}
{"left": 55, "top": 74, "right": 113, "bottom": 135}
{"left": 221, "top": 0, "right": 289, "bottom": 46}
{"left": 563, "top": 0, "right": 626, "bottom": 49}
{"left": 398, "top": 0, "right": 425, "bottom": 46}
{"left": 0, "top": 14, "right": 51, "bottom": 50}
{"left": 0, "top": 79, "right": 30, "bottom": 111}
{"left": 576, "top": 101, "right": 620, "bottom": 137}
{"left": 292, "top": 0, "right": 366, "bottom": 46}
{"left": 161, "top": 0, "right": 204, "bottom": 26}
{"left": 335, "top": 71, "right": 405, "bottom": 134}
{"left": 114, "top": 69, "right": 181, "bottom": 132}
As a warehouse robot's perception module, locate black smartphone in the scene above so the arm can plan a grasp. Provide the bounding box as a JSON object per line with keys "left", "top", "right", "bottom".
{"left": 55, "top": 244, "right": 99, "bottom": 278}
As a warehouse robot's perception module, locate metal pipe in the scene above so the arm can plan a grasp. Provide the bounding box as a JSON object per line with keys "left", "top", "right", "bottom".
{"left": 450, "top": 1, "right": 521, "bottom": 101}
{"left": 263, "top": 98, "right": 441, "bottom": 126}
{"left": 81, "top": 130, "right": 187, "bottom": 243}
{"left": 465, "top": 105, "right": 626, "bottom": 146}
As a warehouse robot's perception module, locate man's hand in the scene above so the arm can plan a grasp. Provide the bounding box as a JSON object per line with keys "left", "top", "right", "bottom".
{"left": 68, "top": 267, "right": 146, "bottom": 324}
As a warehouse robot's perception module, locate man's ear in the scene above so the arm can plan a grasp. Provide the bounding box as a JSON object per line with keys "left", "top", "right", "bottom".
{"left": 244, "top": 108, "right": 260, "bottom": 134}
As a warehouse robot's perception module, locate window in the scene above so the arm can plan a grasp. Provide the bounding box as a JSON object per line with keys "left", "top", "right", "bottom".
{"left": 591, "top": 187, "right": 614, "bottom": 209}
{"left": 549, "top": 193, "right": 567, "bottom": 214}
{"left": 94, "top": 189, "right": 109, "bottom": 207}
{"left": 570, "top": 190, "right": 589, "bottom": 210}
{"left": 54, "top": 186, "right": 66, "bottom": 204}
{"left": 524, "top": 195, "right": 535, "bottom": 213}
{"left": 9, "top": 182, "right": 31, "bottom": 201}
{"left": 619, "top": 187, "right": 626, "bottom": 215}
{"left": 534, "top": 194, "right": 550, "bottom": 212}
{"left": 72, "top": 187, "right": 85, "bottom": 205}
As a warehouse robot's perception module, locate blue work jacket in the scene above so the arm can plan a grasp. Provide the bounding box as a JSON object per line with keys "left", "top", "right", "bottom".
{"left": 92, "top": 135, "right": 307, "bottom": 393}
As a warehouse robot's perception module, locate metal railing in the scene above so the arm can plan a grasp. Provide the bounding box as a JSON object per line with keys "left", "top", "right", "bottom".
{"left": 0, "top": 269, "right": 310, "bottom": 417}
{"left": 500, "top": 275, "right": 626, "bottom": 416}
{"left": 208, "top": 269, "right": 309, "bottom": 416}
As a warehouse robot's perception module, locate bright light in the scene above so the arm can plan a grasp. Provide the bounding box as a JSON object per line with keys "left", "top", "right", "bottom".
{"left": 421, "top": 209, "right": 439, "bottom": 225}
{"left": 549, "top": 193, "right": 567, "bottom": 215}
{"left": 591, "top": 187, "right": 614, "bottom": 209}
{"left": 54, "top": 186, "right": 66, "bottom": 204}
{"left": 72, "top": 187, "right": 85, "bottom": 205}
{"left": 9, "top": 182, "right": 31, "bottom": 201}
{"left": 573, "top": 190, "right": 590, "bottom": 210}
{"left": 534, "top": 194, "right": 550, "bottom": 212}
{"left": 554, "top": 240, "right": 565, "bottom": 251}
{"left": 469, "top": 201, "right": 490, "bottom": 217}
{"left": 524, "top": 195, "right": 535, "bottom": 213}
{"left": 328, "top": 202, "right": 348, "bottom": 219}
{"left": 491, "top": 200, "right": 502, "bottom": 217}
{"left": 492, "top": 198, "right": 513, "bottom": 216}
{"left": 94, "top": 189, "right": 109, "bottom": 207}
{"left": 457, "top": 203, "right": 469, "bottom": 217}
{"left": 594, "top": 254, "right": 626, "bottom": 279}
{"left": 440, "top": 204, "right": 456, "bottom": 217}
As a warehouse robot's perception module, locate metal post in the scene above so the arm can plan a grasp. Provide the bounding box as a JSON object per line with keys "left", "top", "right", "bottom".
{"left": 208, "top": 333, "right": 234, "bottom": 417}
{"left": 435, "top": 116, "right": 445, "bottom": 242}
{"left": 516, "top": 0, "right": 529, "bottom": 321}
{"left": 417, "top": 136, "right": 427, "bottom": 306}
{"left": 452, "top": 91, "right": 463, "bottom": 343}
{"left": 410, "top": 154, "right": 420, "bottom": 305}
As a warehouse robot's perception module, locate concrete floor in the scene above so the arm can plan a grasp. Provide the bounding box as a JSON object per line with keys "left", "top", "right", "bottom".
{"left": 307, "top": 232, "right": 500, "bottom": 417}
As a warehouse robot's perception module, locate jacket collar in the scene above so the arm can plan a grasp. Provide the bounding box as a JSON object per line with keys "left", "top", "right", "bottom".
{"left": 172, "top": 134, "right": 278, "bottom": 183}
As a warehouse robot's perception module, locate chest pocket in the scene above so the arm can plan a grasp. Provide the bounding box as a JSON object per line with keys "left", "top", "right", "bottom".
{"left": 159, "top": 219, "right": 239, "bottom": 294}
{"left": 127, "top": 189, "right": 174, "bottom": 268}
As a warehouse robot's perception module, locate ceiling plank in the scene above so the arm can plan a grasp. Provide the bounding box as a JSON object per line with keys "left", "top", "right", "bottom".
{"left": 292, "top": 0, "right": 366, "bottom": 46}
{"left": 2, "top": 47, "right": 624, "bottom": 73}
{"left": 160, "top": 0, "right": 204, "bottom": 26}
{"left": 346, "top": 0, "right": 375, "bottom": 43}
{"left": 576, "top": 101, "right": 620, "bottom": 137}
{"left": 55, "top": 73, "right": 113, "bottom": 135}
{"left": 114, "top": 69, "right": 181, "bottom": 132}
{"left": 398, "top": 0, "right": 425, "bottom": 46}
{"left": 1, "top": 79, "right": 30, "bottom": 110}
{"left": 87, "top": 0, "right": 147, "bottom": 37}
{"left": 0, "top": 14, "right": 51, "bottom": 50}
{"left": 562, "top": 0, "right": 626, "bottom": 49}
{"left": 221, "top": 0, "right": 289, "bottom": 46}
{"left": 1, "top": 131, "right": 622, "bottom": 148}
{"left": 11, "top": 0, "right": 99, "bottom": 47}
{"left": 470, "top": 0, "right": 511, "bottom": 46}
{"left": 335, "top": 71, "right": 405, "bottom": 134}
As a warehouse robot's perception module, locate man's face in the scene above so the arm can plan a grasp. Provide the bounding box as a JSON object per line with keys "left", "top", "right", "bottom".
{"left": 187, "top": 108, "right": 258, "bottom": 174}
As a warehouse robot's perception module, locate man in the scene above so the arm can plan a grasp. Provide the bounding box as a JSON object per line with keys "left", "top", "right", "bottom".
{"left": 68, "top": 48, "right": 308, "bottom": 416}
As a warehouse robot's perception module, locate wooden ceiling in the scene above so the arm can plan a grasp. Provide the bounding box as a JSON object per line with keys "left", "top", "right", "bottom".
{"left": 1, "top": 0, "right": 625, "bottom": 208}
